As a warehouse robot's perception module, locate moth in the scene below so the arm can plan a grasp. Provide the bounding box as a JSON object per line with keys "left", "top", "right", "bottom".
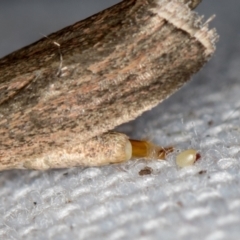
{"left": 0, "top": 0, "right": 217, "bottom": 170}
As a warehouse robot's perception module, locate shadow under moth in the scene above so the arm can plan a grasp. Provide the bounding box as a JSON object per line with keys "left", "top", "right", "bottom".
{"left": 0, "top": 0, "right": 217, "bottom": 170}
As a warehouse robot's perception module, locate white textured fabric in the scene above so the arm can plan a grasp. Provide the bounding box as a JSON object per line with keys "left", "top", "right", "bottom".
{"left": 1, "top": 1, "right": 240, "bottom": 239}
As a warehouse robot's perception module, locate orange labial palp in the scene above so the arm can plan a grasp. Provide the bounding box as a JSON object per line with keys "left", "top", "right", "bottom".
{"left": 129, "top": 139, "right": 173, "bottom": 160}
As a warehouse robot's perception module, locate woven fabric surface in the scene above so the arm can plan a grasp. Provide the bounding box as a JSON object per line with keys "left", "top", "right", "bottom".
{"left": 0, "top": 1, "right": 240, "bottom": 239}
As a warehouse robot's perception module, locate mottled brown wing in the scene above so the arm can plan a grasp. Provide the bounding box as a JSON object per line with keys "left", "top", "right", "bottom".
{"left": 0, "top": 0, "right": 217, "bottom": 166}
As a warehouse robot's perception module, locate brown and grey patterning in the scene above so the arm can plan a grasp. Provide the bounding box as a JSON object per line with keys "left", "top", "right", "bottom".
{"left": 0, "top": 0, "right": 217, "bottom": 170}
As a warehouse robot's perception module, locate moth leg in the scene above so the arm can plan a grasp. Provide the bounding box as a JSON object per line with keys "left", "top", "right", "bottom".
{"left": 22, "top": 132, "right": 171, "bottom": 170}
{"left": 130, "top": 139, "right": 173, "bottom": 160}
{"left": 23, "top": 132, "right": 131, "bottom": 170}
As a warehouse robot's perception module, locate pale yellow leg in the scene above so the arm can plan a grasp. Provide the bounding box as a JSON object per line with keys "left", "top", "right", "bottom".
{"left": 130, "top": 139, "right": 173, "bottom": 160}
{"left": 18, "top": 132, "right": 172, "bottom": 170}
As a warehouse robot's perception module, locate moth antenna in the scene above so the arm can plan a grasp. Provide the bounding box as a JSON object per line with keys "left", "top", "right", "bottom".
{"left": 40, "top": 33, "right": 63, "bottom": 76}
{"left": 53, "top": 41, "right": 63, "bottom": 77}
